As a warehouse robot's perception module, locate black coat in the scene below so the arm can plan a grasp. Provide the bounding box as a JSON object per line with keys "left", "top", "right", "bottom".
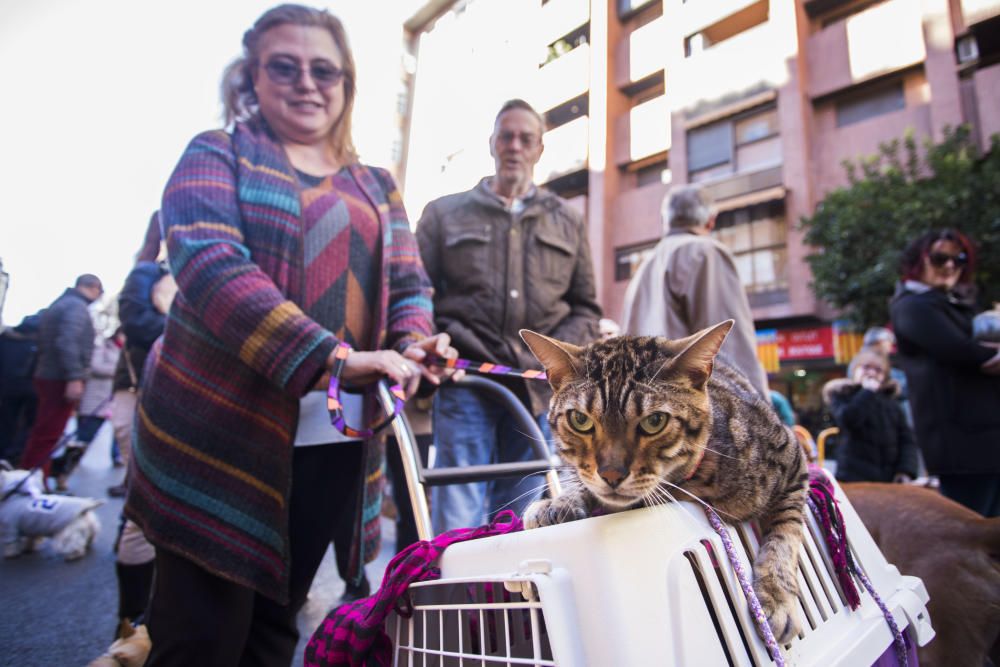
{"left": 0, "top": 314, "right": 41, "bottom": 397}
{"left": 112, "top": 261, "right": 169, "bottom": 392}
{"left": 823, "top": 378, "right": 919, "bottom": 482}
{"left": 34, "top": 289, "right": 95, "bottom": 381}
{"left": 890, "top": 284, "right": 1000, "bottom": 475}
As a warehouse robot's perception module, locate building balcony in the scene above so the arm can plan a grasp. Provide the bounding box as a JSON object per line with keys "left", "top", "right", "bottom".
{"left": 961, "top": 0, "right": 1000, "bottom": 26}
{"left": 614, "top": 15, "right": 667, "bottom": 88}
{"left": 673, "top": 20, "right": 785, "bottom": 112}
{"left": 681, "top": 0, "right": 766, "bottom": 35}
{"left": 540, "top": 0, "right": 590, "bottom": 50}
{"left": 806, "top": 0, "right": 925, "bottom": 99}
{"left": 614, "top": 94, "right": 670, "bottom": 165}
{"left": 535, "top": 43, "right": 591, "bottom": 113}
{"left": 536, "top": 115, "right": 589, "bottom": 184}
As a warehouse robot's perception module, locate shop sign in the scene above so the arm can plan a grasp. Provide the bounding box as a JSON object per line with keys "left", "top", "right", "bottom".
{"left": 776, "top": 327, "right": 834, "bottom": 360}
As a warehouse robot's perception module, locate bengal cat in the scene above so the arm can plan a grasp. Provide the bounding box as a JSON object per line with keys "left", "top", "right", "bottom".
{"left": 521, "top": 320, "right": 809, "bottom": 643}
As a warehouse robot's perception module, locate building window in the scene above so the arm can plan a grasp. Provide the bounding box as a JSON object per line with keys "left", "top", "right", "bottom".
{"left": 636, "top": 158, "right": 671, "bottom": 187}
{"left": 835, "top": 81, "right": 905, "bottom": 127}
{"left": 615, "top": 241, "right": 658, "bottom": 282}
{"left": 543, "top": 24, "right": 589, "bottom": 66}
{"left": 688, "top": 105, "right": 781, "bottom": 182}
{"left": 684, "top": 0, "right": 769, "bottom": 57}
{"left": 713, "top": 199, "right": 788, "bottom": 295}
{"left": 617, "top": 0, "right": 658, "bottom": 19}
{"left": 813, "top": 0, "right": 887, "bottom": 28}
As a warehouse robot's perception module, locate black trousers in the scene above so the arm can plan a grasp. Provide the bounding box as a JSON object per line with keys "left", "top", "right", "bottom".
{"left": 144, "top": 443, "right": 363, "bottom": 667}
{"left": 939, "top": 473, "right": 1000, "bottom": 518}
{"left": 385, "top": 433, "right": 432, "bottom": 552}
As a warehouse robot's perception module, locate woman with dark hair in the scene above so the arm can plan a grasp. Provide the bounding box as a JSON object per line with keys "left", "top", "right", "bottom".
{"left": 125, "top": 5, "right": 457, "bottom": 664}
{"left": 890, "top": 229, "right": 1000, "bottom": 516}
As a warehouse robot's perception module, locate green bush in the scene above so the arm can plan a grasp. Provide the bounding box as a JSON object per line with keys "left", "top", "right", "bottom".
{"left": 801, "top": 126, "right": 1000, "bottom": 328}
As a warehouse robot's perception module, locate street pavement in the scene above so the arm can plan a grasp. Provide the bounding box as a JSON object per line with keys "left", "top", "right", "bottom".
{"left": 0, "top": 424, "right": 395, "bottom": 667}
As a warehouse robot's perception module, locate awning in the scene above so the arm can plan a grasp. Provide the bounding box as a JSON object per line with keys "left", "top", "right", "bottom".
{"left": 715, "top": 185, "right": 786, "bottom": 213}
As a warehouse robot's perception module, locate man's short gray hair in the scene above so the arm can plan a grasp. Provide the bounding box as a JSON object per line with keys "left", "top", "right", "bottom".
{"left": 661, "top": 185, "right": 715, "bottom": 231}
{"left": 862, "top": 326, "right": 896, "bottom": 347}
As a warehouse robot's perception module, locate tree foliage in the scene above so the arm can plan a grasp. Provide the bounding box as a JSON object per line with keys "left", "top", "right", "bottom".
{"left": 800, "top": 126, "right": 1000, "bottom": 328}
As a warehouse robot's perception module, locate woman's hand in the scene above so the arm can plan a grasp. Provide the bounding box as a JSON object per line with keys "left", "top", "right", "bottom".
{"left": 981, "top": 344, "right": 1000, "bottom": 375}
{"left": 335, "top": 349, "right": 424, "bottom": 398}
{"left": 402, "top": 333, "right": 465, "bottom": 387}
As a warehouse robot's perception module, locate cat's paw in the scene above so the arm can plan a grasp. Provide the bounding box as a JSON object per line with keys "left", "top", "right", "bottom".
{"left": 523, "top": 496, "right": 588, "bottom": 529}
{"left": 753, "top": 584, "right": 802, "bottom": 645}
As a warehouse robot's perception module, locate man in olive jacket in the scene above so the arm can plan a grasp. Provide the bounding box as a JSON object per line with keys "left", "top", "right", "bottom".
{"left": 20, "top": 274, "right": 102, "bottom": 474}
{"left": 416, "top": 99, "right": 601, "bottom": 533}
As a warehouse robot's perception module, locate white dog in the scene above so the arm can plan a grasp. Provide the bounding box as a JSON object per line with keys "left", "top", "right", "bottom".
{"left": 1, "top": 463, "right": 102, "bottom": 560}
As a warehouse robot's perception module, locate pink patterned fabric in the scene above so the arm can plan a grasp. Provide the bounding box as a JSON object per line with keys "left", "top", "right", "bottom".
{"left": 808, "top": 467, "right": 862, "bottom": 609}
{"left": 304, "top": 511, "right": 523, "bottom": 666}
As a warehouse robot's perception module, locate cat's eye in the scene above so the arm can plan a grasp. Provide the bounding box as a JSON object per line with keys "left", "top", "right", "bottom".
{"left": 567, "top": 409, "right": 594, "bottom": 433}
{"left": 638, "top": 412, "right": 669, "bottom": 435}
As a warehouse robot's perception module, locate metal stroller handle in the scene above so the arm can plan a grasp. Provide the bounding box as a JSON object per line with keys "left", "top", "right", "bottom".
{"left": 376, "top": 375, "right": 562, "bottom": 541}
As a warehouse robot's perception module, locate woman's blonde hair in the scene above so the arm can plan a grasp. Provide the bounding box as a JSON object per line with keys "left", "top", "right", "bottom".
{"left": 221, "top": 4, "right": 358, "bottom": 163}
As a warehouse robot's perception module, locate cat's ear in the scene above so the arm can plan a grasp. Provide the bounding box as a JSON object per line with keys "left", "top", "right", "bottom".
{"left": 520, "top": 329, "right": 583, "bottom": 390}
{"left": 658, "top": 320, "right": 734, "bottom": 390}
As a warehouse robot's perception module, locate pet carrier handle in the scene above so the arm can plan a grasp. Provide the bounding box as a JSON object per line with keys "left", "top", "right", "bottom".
{"left": 376, "top": 375, "right": 562, "bottom": 541}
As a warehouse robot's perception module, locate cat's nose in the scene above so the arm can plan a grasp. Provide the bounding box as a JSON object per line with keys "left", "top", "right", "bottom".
{"left": 598, "top": 466, "right": 628, "bottom": 488}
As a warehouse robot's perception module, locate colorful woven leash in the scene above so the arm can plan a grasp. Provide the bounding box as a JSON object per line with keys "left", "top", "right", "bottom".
{"left": 703, "top": 507, "right": 786, "bottom": 666}
{"left": 327, "top": 342, "right": 405, "bottom": 439}
{"left": 703, "top": 470, "right": 908, "bottom": 667}
{"left": 808, "top": 469, "right": 908, "bottom": 667}
{"left": 428, "top": 356, "right": 548, "bottom": 381}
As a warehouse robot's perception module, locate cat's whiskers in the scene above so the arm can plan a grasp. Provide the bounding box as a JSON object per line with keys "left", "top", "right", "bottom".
{"left": 491, "top": 473, "right": 585, "bottom": 516}
{"left": 697, "top": 442, "right": 741, "bottom": 461}
{"left": 491, "top": 481, "right": 549, "bottom": 515}
{"left": 647, "top": 484, "right": 711, "bottom": 529}
{"left": 509, "top": 426, "right": 558, "bottom": 450}
{"left": 659, "top": 480, "right": 739, "bottom": 521}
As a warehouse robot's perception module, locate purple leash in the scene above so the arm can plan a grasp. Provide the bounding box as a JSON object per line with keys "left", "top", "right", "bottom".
{"left": 703, "top": 507, "right": 786, "bottom": 666}
{"left": 808, "top": 469, "right": 908, "bottom": 667}
{"left": 703, "top": 470, "right": 909, "bottom": 667}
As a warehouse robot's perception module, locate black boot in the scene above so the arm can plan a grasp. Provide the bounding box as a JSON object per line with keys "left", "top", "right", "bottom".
{"left": 115, "top": 560, "right": 155, "bottom": 636}
{"left": 338, "top": 574, "right": 371, "bottom": 604}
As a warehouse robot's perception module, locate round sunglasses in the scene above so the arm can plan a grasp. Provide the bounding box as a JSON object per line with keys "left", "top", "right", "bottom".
{"left": 262, "top": 58, "right": 345, "bottom": 89}
{"left": 927, "top": 251, "right": 968, "bottom": 269}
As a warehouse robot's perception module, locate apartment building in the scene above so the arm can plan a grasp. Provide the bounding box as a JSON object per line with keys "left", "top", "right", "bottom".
{"left": 398, "top": 0, "right": 1000, "bottom": 424}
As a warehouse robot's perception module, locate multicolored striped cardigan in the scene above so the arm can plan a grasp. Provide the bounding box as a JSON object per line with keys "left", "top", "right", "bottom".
{"left": 125, "top": 119, "right": 433, "bottom": 603}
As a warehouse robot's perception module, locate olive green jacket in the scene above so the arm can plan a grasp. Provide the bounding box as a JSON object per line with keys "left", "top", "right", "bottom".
{"left": 416, "top": 178, "right": 601, "bottom": 414}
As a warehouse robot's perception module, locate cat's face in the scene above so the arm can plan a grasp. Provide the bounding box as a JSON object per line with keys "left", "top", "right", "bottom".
{"left": 522, "top": 321, "right": 732, "bottom": 508}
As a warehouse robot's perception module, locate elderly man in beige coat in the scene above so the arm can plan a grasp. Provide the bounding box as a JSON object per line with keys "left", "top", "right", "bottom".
{"left": 620, "top": 184, "right": 769, "bottom": 398}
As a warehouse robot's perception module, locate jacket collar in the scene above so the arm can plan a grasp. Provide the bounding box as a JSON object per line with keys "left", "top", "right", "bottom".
{"left": 471, "top": 177, "right": 558, "bottom": 214}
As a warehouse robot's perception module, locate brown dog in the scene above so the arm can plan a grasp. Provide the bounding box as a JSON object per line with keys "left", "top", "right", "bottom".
{"left": 842, "top": 483, "right": 1000, "bottom": 667}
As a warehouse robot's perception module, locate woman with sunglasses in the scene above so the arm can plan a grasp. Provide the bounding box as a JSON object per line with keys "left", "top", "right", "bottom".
{"left": 124, "top": 5, "right": 457, "bottom": 665}
{"left": 890, "top": 229, "right": 1000, "bottom": 517}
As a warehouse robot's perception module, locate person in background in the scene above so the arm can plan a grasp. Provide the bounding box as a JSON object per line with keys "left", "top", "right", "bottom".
{"left": 823, "top": 348, "right": 919, "bottom": 483}
{"left": 20, "top": 274, "right": 102, "bottom": 482}
{"left": 620, "top": 185, "right": 769, "bottom": 399}
{"left": 48, "top": 327, "right": 122, "bottom": 491}
{"left": 125, "top": 6, "right": 456, "bottom": 664}
{"left": 108, "top": 242, "right": 174, "bottom": 496}
{"left": 859, "top": 326, "right": 913, "bottom": 427}
{"left": 890, "top": 229, "right": 1000, "bottom": 516}
{"left": 416, "top": 98, "right": 602, "bottom": 534}
{"left": 0, "top": 312, "right": 42, "bottom": 464}
{"left": 769, "top": 389, "right": 796, "bottom": 427}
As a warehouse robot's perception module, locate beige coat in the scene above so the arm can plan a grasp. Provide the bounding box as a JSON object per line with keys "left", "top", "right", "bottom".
{"left": 620, "top": 230, "right": 769, "bottom": 397}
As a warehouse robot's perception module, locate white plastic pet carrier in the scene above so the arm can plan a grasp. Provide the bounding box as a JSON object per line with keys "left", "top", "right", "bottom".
{"left": 376, "top": 380, "right": 935, "bottom": 667}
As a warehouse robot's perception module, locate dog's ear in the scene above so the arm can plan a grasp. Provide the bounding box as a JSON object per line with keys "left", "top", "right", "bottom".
{"left": 0, "top": 459, "right": 12, "bottom": 472}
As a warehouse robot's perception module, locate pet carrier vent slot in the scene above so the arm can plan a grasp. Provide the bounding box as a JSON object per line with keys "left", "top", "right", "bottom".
{"left": 388, "top": 579, "right": 555, "bottom": 667}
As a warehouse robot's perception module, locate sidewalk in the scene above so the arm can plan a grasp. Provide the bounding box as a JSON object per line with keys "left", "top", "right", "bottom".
{"left": 0, "top": 424, "right": 394, "bottom": 667}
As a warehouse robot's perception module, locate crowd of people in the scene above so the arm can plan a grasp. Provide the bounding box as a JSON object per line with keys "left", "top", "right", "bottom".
{"left": 1, "top": 4, "right": 998, "bottom": 666}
